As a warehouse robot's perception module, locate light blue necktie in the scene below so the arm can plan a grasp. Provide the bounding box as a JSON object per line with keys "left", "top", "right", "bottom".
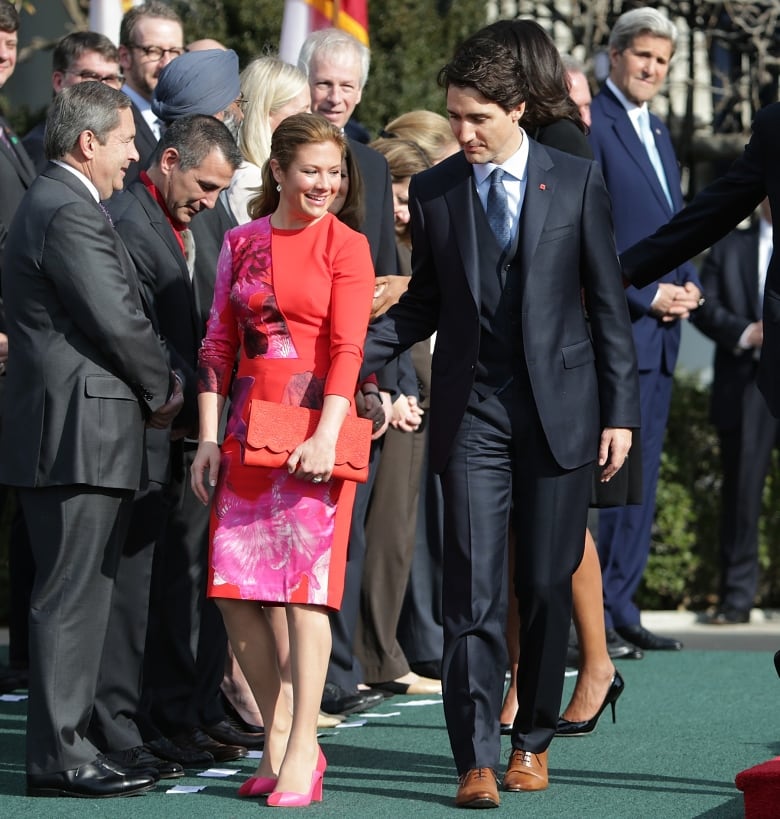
{"left": 487, "top": 167, "right": 511, "bottom": 250}
{"left": 638, "top": 107, "right": 673, "bottom": 209}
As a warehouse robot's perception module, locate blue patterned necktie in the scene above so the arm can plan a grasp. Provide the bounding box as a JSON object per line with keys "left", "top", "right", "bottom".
{"left": 487, "top": 167, "right": 511, "bottom": 250}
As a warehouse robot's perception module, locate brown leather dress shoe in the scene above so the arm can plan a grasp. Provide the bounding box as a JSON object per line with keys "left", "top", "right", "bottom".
{"left": 455, "top": 767, "right": 500, "bottom": 808}
{"left": 503, "top": 748, "right": 548, "bottom": 792}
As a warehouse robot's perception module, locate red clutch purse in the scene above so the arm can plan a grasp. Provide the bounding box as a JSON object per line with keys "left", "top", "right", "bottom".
{"left": 244, "top": 399, "right": 372, "bottom": 483}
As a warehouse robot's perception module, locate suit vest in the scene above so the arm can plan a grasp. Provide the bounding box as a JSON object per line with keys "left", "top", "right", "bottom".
{"left": 470, "top": 187, "right": 526, "bottom": 402}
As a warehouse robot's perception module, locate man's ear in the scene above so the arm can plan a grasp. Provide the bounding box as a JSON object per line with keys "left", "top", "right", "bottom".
{"left": 77, "top": 129, "right": 98, "bottom": 160}
{"left": 159, "top": 146, "right": 180, "bottom": 175}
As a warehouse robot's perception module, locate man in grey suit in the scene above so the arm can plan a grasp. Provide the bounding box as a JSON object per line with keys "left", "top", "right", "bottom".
{"left": 360, "top": 34, "right": 638, "bottom": 805}
{"left": 0, "top": 82, "right": 181, "bottom": 798}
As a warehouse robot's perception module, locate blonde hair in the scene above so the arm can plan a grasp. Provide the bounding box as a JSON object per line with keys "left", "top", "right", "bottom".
{"left": 238, "top": 56, "right": 309, "bottom": 168}
{"left": 381, "top": 110, "right": 458, "bottom": 165}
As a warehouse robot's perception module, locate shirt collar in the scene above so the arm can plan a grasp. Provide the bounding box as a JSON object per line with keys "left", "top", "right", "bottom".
{"left": 472, "top": 127, "right": 529, "bottom": 187}
{"left": 121, "top": 83, "right": 150, "bottom": 112}
{"left": 140, "top": 170, "right": 188, "bottom": 233}
{"left": 606, "top": 77, "right": 647, "bottom": 119}
{"left": 52, "top": 159, "right": 101, "bottom": 203}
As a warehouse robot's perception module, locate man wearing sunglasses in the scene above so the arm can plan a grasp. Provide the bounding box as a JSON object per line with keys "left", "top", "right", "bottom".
{"left": 118, "top": 1, "right": 184, "bottom": 184}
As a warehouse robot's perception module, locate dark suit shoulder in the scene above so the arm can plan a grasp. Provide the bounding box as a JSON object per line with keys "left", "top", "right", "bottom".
{"left": 348, "top": 138, "right": 388, "bottom": 174}
{"left": 534, "top": 119, "right": 593, "bottom": 160}
{"left": 409, "top": 151, "right": 470, "bottom": 199}
{"left": 108, "top": 181, "right": 158, "bottom": 224}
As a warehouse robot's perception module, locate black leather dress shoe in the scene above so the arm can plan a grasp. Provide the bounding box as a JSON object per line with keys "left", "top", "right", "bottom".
{"left": 321, "top": 683, "right": 384, "bottom": 716}
{"left": 616, "top": 624, "right": 682, "bottom": 651}
{"left": 606, "top": 629, "right": 644, "bottom": 660}
{"left": 27, "top": 758, "right": 156, "bottom": 798}
{"left": 105, "top": 746, "right": 184, "bottom": 780}
{"left": 144, "top": 736, "right": 213, "bottom": 768}
{"left": 172, "top": 727, "right": 247, "bottom": 762}
{"left": 708, "top": 607, "right": 750, "bottom": 625}
{"left": 203, "top": 718, "right": 264, "bottom": 750}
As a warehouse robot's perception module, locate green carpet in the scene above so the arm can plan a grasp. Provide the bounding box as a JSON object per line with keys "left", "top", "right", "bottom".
{"left": 0, "top": 650, "right": 775, "bottom": 817}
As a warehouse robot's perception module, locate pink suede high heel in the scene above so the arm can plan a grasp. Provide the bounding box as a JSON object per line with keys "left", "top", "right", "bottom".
{"left": 266, "top": 747, "right": 327, "bottom": 807}
{"left": 266, "top": 770, "right": 323, "bottom": 807}
{"left": 238, "top": 775, "right": 278, "bottom": 797}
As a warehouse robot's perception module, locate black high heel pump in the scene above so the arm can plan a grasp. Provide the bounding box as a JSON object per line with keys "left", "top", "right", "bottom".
{"left": 554, "top": 670, "right": 625, "bottom": 737}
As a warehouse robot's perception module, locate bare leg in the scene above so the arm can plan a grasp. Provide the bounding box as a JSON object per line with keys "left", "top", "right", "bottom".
{"left": 221, "top": 605, "right": 294, "bottom": 729}
{"left": 273, "top": 603, "right": 331, "bottom": 795}
{"left": 499, "top": 525, "right": 519, "bottom": 726}
{"left": 268, "top": 606, "right": 294, "bottom": 713}
{"left": 216, "top": 598, "right": 291, "bottom": 779}
{"left": 221, "top": 646, "right": 264, "bottom": 727}
{"left": 560, "top": 528, "right": 616, "bottom": 721}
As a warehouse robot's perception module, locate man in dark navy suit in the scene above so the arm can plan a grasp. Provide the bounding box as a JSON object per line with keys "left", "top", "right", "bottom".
{"left": 588, "top": 7, "right": 702, "bottom": 656}
{"left": 361, "top": 33, "right": 639, "bottom": 805}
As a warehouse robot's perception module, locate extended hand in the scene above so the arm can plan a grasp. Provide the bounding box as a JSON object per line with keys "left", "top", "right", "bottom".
{"left": 371, "top": 276, "right": 409, "bottom": 318}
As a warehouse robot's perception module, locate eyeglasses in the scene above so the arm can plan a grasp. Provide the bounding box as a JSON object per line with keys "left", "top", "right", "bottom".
{"left": 234, "top": 94, "right": 247, "bottom": 111}
{"left": 129, "top": 44, "right": 185, "bottom": 61}
{"left": 64, "top": 69, "right": 124, "bottom": 88}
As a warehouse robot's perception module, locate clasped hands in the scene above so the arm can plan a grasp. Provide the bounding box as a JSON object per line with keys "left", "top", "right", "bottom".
{"left": 147, "top": 372, "right": 184, "bottom": 431}
{"left": 649, "top": 281, "right": 702, "bottom": 322}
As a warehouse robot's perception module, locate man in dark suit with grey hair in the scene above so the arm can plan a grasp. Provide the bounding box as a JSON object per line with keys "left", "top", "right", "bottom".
{"left": 0, "top": 82, "right": 181, "bottom": 798}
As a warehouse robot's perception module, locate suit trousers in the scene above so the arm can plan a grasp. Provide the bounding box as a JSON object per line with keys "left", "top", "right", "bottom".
{"left": 718, "top": 379, "right": 780, "bottom": 611}
{"left": 143, "top": 445, "right": 226, "bottom": 735}
{"left": 440, "top": 383, "right": 590, "bottom": 774}
{"left": 598, "top": 366, "right": 673, "bottom": 629}
{"left": 89, "top": 480, "right": 169, "bottom": 749}
{"left": 19, "top": 485, "right": 133, "bottom": 774}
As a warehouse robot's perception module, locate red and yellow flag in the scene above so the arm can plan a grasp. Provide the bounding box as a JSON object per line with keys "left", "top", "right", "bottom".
{"left": 279, "top": 0, "right": 369, "bottom": 65}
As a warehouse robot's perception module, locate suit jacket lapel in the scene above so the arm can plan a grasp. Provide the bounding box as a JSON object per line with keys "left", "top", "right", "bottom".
{"left": 600, "top": 88, "right": 673, "bottom": 215}
{"left": 131, "top": 182, "right": 201, "bottom": 341}
{"left": 443, "top": 155, "right": 481, "bottom": 306}
{"left": 518, "top": 140, "right": 554, "bottom": 279}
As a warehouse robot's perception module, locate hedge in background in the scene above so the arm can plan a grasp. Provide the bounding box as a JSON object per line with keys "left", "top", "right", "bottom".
{"left": 637, "top": 372, "right": 780, "bottom": 611}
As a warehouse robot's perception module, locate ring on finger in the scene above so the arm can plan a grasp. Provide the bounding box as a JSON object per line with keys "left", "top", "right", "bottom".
{"left": 312, "top": 476, "right": 323, "bottom": 484}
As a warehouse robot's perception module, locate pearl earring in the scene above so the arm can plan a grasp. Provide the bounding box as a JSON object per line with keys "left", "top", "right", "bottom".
{"left": 276, "top": 184, "right": 281, "bottom": 192}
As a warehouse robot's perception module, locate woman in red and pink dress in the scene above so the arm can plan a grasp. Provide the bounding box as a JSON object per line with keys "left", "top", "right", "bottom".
{"left": 191, "top": 113, "right": 374, "bottom": 807}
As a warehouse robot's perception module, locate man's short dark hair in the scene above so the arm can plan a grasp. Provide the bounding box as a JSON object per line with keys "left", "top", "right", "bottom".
{"left": 150, "top": 114, "right": 243, "bottom": 172}
{"left": 0, "top": 0, "right": 19, "bottom": 33}
{"left": 438, "top": 35, "right": 527, "bottom": 112}
{"left": 119, "top": 1, "right": 182, "bottom": 47}
{"left": 53, "top": 31, "right": 119, "bottom": 74}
